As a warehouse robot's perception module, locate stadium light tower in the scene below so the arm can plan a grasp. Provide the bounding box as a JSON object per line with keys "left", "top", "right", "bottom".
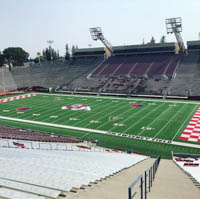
{"left": 165, "top": 17, "right": 186, "bottom": 53}
{"left": 89, "top": 27, "right": 114, "bottom": 55}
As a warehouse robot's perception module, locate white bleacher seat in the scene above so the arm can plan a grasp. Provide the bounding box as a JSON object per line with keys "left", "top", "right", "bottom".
{"left": 0, "top": 147, "right": 147, "bottom": 196}
{"left": 0, "top": 179, "right": 60, "bottom": 198}
{"left": 0, "top": 187, "right": 45, "bottom": 199}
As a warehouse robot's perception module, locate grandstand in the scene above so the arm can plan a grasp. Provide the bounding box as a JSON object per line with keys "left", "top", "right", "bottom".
{"left": 7, "top": 41, "right": 200, "bottom": 97}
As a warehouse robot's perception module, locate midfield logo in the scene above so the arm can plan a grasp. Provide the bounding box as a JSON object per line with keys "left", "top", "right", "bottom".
{"left": 61, "top": 104, "right": 91, "bottom": 111}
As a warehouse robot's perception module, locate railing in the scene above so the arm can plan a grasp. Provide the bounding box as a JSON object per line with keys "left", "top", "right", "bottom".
{"left": 128, "top": 155, "right": 161, "bottom": 199}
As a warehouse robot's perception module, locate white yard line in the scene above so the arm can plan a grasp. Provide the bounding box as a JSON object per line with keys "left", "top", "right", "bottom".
{"left": 171, "top": 105, "right": 199, "bottom": 141}
{"left": 36, "top": 92, "right": 200, "bottom": 105}
{"left": 74, "top": 102, "right": 122, "bottom": 126}
{"left": 0, "top": 115, "right": 199, "bottom": 149}
{"left": 107, "top": 103, "right": 150, "bottom": 132}
{"left": 152, "top": 104, "right": 186, "bottom": 138}
{"left": 94, "top": 101, "right": 145, "bottom": 130}
{"left": 137, "top": 104, "right": 176, "bottom": 136}
{"left": 42, "top": 97, "right": 107, "bottom": 123}
{"left": 123, "top": 103, "right": 165, "bottom": 134}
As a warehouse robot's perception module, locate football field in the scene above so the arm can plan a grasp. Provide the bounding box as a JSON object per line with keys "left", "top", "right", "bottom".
{"left": 0, "top": 93, "right": 200, "bottom": 158}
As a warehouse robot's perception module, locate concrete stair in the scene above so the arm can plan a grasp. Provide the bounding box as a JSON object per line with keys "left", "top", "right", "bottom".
{"left": 148, "top": 159, "right": 200, "bottom": 199}
{"left": 66, "top": 158, "right": 154, "bottom": 199}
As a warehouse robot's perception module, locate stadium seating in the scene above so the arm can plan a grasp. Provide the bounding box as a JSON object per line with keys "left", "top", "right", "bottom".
{"left": 0, "top": 147, "right": 147, "bottom": 198}
{"left": 0, "top": 138, "right": 100, "bottom": 152}
{"left": 0, "top": 68, "right": 17, "bottom": 92}
{"left": 0, "top": 125, "right": 81, "bottom": 143}
{"left": 11, "top": 57, "right": 104, "bottom": 89}
{"left": 0, "top": 188, "right": 45, "bottom": 199}
{"left": 1, "top": 47, "right": 198, "bottom": 97}
{"left": 169, "top": 51, "right": 200, "bottom": 96}
{"left": 90, "top": 54, "right": 182, "bottom": 78}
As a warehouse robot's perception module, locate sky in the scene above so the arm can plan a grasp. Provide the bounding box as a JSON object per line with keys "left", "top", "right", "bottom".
{"left": 0, "top": 0, "right": 200, "bottom": 58}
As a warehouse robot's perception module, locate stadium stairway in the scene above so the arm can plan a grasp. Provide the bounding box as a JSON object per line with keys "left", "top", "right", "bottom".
{"left": 148, "top": 159, "right": 200, "bottom": 199}
{"left": 65, "top": 158, "right": 155, "bottom": 199}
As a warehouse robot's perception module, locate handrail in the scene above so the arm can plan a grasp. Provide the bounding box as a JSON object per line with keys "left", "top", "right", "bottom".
{"left": 128, "top": 155, "right": 161, "bottom": 199}
{"left": 128, "top": 175, "right": 143, "bottom": 199}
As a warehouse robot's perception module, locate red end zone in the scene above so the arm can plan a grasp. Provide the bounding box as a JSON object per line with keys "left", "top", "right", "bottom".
{"left": 179, "top": 108, "right": 200, "bottom": 143}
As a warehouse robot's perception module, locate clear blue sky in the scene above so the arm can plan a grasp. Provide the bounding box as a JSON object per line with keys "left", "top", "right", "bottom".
{"left": 0, "top": 0, "right": 200, "bottom": 58}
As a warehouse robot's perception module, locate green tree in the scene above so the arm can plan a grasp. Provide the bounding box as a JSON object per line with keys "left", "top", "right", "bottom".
{"left": 43, "top": 48, "right": 51, "bottom": 61}
{"left": 56, "top": 50, "right": 60, "bottom": 59}
{"left": 65, "top": 44, "right": 70, "bottom": 60}
{"left": 160, "top": 35, "right": 166, "bottom": 43}
{"left": 150, "top": 37, "right": 156, "bottom": 44}
{"left": 43, "top": 47, "right": 59, "bottom": 61}
{"left": 34, "top": 56, "right": 45, "bottom": 63}
{"left": 0, "top": 53, "right": 4, "bottom": 67}
{"left": 71, "top": 45, "right": 75, "bottom": 58}
{"left": 3, "top": 47, "right": 29, "bottom": 66}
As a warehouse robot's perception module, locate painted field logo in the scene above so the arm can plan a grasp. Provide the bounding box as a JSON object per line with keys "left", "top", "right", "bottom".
{"left": 130, "top": 104, "right": 144, "bottom": 108}
{"left": 109, "top": 116, "right": 120, "bottom": 121}
{"left": 61, "top": 104, "right": 91, "bottom": 111}
{"left": 16, "top": 107, "right": 31, "bottom": 111}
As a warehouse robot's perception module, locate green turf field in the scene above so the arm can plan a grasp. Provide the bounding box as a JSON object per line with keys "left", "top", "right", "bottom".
{"left": 0, "top": 93, "right": 200, "bottom": 158}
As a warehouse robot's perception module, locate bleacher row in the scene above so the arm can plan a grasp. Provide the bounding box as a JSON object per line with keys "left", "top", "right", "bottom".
{"left": 91, "top": 54, "right": 181, "bottom": 78}
{"left": 0, "top": 125, "right": 81, "bottom": 143}
{"left": 0, "top": 146, "right": 147, "bottom": 199}
{"left": 10, "top": 57, "right": 103, "bottom": 90}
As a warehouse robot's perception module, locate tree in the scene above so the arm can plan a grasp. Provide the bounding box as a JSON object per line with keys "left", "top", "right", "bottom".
{"left": 3, "top": 47, "right": 29, "bottom": 66}
{"left": 43, "top": 48, "right": 51, "bottom": 61}
{"left": 150, "top": 37, "right": 156, "bottom": 44}
{"left": 71, "top": 45, "right": 75, "bottom": 58}
{"left": 160, "top": 35, "right": 166, "bottom": 43}
{"left": 56, "top": 50, "right": 60, "bottom": 59}
{"left": 65, "top": 44, "right": 70, "bottom": 60}
{"left": 43, "top": 47, "right": 59, "bottom": 61}
{"left": 34, "top": 56, "right": 45, "bottom": 63}
{"left": 0, "top": 53, "right": 4, "bottom": 67}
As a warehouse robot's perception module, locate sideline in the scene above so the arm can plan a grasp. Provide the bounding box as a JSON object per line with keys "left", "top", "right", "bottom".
{"left": 36, "top": 92, "right": 200, "bottom": 105}
{"left": 0, "top": 116, "right": 199, "bottom": 149}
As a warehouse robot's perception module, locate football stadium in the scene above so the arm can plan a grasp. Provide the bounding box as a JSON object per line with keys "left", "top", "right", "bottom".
{"left": 0, "top": 1, "right": 200, "bottom": 198}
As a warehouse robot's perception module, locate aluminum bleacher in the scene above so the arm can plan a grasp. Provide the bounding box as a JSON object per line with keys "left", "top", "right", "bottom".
{"left": 0, "top": 187, "right": 45, "bottom": 199}
{"left": 11, "top": 57, "right": 104, "bottom": 89}
{"left": 0, "top": 147, "right": 147, "bottom": 198}
{"left": 169, "top": 51, "right": 200, "bottom": 96}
